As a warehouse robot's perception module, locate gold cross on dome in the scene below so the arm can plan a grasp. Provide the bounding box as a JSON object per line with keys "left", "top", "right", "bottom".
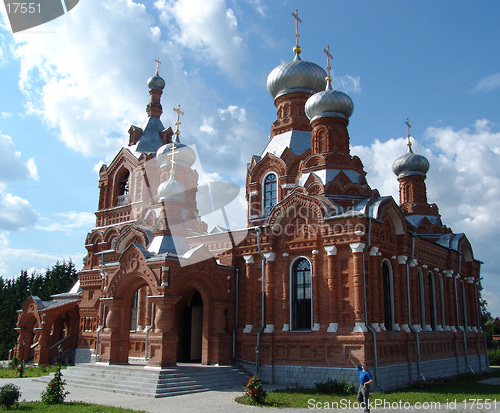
{"left": 173, "top": 104, "right": 184, "bottom": 136}
{"left": 405, "top": 117, "right": 412, "bottom": 147}
{"left": 324, "top": 45, "right": 333, "bottom": 80}
{"left": 168, "top": 142, "right": 179, "bottom": 174}
{"left": 154, "top": 57, "right": 161, "bottom": 74}
{"left": 292, "top": 9, "right": 301, "bottom": 49}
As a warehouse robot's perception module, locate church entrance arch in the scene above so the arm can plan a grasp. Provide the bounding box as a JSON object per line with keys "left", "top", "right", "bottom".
{"left": 180, "top": 290, "right": 203, "bottom": 362}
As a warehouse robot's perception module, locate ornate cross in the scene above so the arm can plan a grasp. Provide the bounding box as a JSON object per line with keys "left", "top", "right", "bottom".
{"left": 173, "top": 104, "right": 184, "bottom": 136}
{"left": 168, "top": 142, "right": 179, "bottom": 174}
{"left": 155, "top": 57, "right": 161, "bottom": 74}
{"left": 405, "top": 117, "right": 412, "bottom": 147}
{"left": 324, "top": 45, "right": 333, "bottom": 80}
{"left": 292, "top": 9, "right": 301, "bottom": 49}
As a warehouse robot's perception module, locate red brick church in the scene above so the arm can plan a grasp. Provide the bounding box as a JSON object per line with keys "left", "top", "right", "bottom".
{"left": 12, "top": 15, "right": 488, "bottom": 389}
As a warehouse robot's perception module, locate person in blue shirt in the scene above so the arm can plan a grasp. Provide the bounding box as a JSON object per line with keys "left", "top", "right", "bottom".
{"left": 349, "top": 353, "right": 374, "bottom": 413}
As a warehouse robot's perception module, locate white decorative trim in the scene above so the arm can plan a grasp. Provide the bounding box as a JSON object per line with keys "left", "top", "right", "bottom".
{"left": 371, "top": 323, "right": 381, "bottom": 332}
{"left": 409, "top": 258, "right": 418, "bottom": 267}
{"left": 444, "top": 270, "right": 453, "bottom": 278}
{"left": 434, "top": 268, "right": 440, "bottom": 272}
{"left": 282, "top": 324, "right": 290, "bottom": 332}
{"left": 394, "top": 323, "right": 401, "bottom": 332}
{"left": 412, "top": 324, "right": 423, "bottom": 333}
{"left": 243, "top": 254, "right": 254, "bottom": 264}
{"left": 243, "top": 324, "right": 253, "bottom": 333}
{"left": 283, "top": 253, "right": 289, "bottom": 257}
{"left": 450, "top": 326, "right": 457, "bottom": 333}
{"left": 401, "top": 324, "right": 411, "bottom": 333}
{"left": 422, "top": 264, "right": 428, "bottom": 269}
{"left": 436, "top": 325, "right": 444, "bottom": 332}
{"left": 349, "top": 242, "right": 365, "bottom": 253}
{"left": 281, "top": 183, "right": 295, "bottom": 189}
{"left": 324, "top": 245, "right": 337, "bottom": 256}
{"left": 467, "top": 277, "right": 474, "bottom": 284}
{"left": 263, "top": 252, "right": 276, "bottom": 262}
{"left": 264, "top": 324, "right": 274, "bottom": 333}
{"left": 353, "top": 322, "right": 368, "bottom": 333}
{"left": 398, "top": 255, "right": 408, "bottom": 265}
{"left": 312, "top": 323, "right": 320, "bottom": 331}
{"left": 391, "top": 255, "right": 397, "bottom": 260}
{"left": 379, "top": 322, "right": 386, "bottom": 331}
{"left": 312, "top": 250, "right": 319, "bottom": 255}
{"left": 369, "top": 246, "right": 379, "bottom": 256}
{"left": 327, "top": 323, "right": 338, "bottom": 333}
{"left": 250, "top": 190, "right": 258, "bottom": 196}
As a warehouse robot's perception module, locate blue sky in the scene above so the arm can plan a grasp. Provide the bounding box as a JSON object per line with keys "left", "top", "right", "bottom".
{"left": 0, "top": 0, "right": 499, "bottom": 317}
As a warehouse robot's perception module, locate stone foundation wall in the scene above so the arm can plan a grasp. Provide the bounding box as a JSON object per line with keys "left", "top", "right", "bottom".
{"left": 256, "top": 354, "right": 490, "bottom": 390}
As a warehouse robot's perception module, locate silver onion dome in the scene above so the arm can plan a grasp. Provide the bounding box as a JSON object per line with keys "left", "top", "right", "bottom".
{"left": 158, "top": 175, "right": 186, "bottom": 203}
{"left": 147, "top": 73, "right": 165, "bottom": 91}
{"left": 392, "top": 146, "right": 430, "bottom": 178}
{"left": 267, "top": 54, "right": 327, "bottom": 100}
{"left": 156, "top": 140, "right": 196, "bottom": 168}
{"left": 305, "top": 80, "right": 354, "bottom": 121}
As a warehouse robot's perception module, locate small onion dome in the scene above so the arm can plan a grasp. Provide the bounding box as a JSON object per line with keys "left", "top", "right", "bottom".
{"left": 156, "top": 140, "right": 196, "bottom": 168}
{"left": 267, "top": 54, "right": 327, "bottom": 100}
{"left": 158, "top": 175, "right": 186, "bottom": 203}
{"left": 392, "top": 145, "right": 430, "bottom": 178}
{"left": 147, "top": 72, "right": 165, "bottom": 91}
{"left": 305, "top": 80, "right": 354, "bottom": 121}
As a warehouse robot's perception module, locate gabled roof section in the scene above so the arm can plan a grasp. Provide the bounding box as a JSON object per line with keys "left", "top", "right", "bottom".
{"left": 261, "top": 130, "right": 311, "bottom": 159}
{"left": 133, "top": 116, "right": 167, "bottom": 154}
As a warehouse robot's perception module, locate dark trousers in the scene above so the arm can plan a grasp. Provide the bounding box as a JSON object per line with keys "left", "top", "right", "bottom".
{"left": 358, "top": 384, "right": 370, "bottom": 412}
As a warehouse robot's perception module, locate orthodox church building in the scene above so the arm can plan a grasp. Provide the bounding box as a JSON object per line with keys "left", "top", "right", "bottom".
{"left": 12, "top": 15, "right": 488, "bottom": 389}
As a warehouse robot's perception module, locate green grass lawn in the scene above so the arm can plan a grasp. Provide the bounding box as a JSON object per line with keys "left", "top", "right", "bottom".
{"left": 0, "top": 365, "right": 64, "bottom": 379}
{"left": 237, "top": 370, "right": 500, "bottom": 408}
{"left": 11, "top": 402, "right": 142, "bottom": 412}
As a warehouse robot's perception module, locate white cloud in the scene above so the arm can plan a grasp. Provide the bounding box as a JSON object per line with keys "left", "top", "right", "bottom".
{"left": 471, "top": 73, "right": 500, "bottom": 94}
{"left": 355, "top": 119, "right": 500, "bottom": 316}
{"left": 0, "top": 131, "right": 39, "bottom": 184}
{"left": 36, "top": 211, "right": 95, "bottom": 232}
{"left": 155, "top": 0, "right": 244, "bottom": 79}
{"left": 0, "top": 191, "right": 38, "bottom": 231}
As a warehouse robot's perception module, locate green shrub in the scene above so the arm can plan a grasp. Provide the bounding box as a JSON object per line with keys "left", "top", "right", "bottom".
{"left": 41, "top": 368, "right": 69, "bottom": 404}
{"left": 315, "top": 378, "right": 356, "bottom": 395}
{"left": 488, "top": 348, "right": 500, "bottom": 366}
{"left": 0, "top": 383, "right": 21, "bottom": 409}
{"left": 245, "top": 375, "right": 267, "bottom": 404}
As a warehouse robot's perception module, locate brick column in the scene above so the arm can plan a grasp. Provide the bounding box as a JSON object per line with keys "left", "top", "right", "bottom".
{"left": 398, "top": 256, "right": 410, "bottom": 332}
{"left": 263, "top": 252, "right": 276, "bottom": 333}
{"left": 102, "top": 297, "right": 126, "bottom": 364}
{"left": 148, "top": 295, "right": 181, "bottom": 367}
{"left": 350, "top": 242, "right": 366, "bottom": 332}
{"left": 324, "top": 245, "right": 338, "bottom": 332}
{"left": 243, "top": 255, "right": 254, "bottom": 333}
{"left": 138, "top": 286, "right": 147, "bottom": 330}
{"left": 281, "top": 252, "right": 291, "bottom": 331}
{"left": 443, "top": 270, "right": 454, "bottom": 331}
{"left": 409, "top": 262, "right": 420, "bottom": 331}
{"left": 368, "top": 247, "right": 381, "bottom": 331}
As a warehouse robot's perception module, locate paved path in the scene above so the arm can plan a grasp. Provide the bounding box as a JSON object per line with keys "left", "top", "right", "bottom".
{"left": 1, "top": 376, "right": 499, "bottom": 412}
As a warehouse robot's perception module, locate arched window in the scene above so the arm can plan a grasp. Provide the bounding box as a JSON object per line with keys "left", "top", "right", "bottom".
{"left": 263, "top": 173, "right": 277, "bottom": 216}
{"left": 382, "top": 261, "right": 394, "bottom": 331}
{"left": 291, "top": 258, "right": 312, "bottom": 330}
{"left": 427, "top": 272, "right": 437, "bottom": 331}
{"left": 417, "top": 269, "right": 426, "bottom": 331}
{"left": 116, "top": 170, "right": 130, "bottom": 206}
{"left": 130, "top": 290, "right": 139, "bottom": 331}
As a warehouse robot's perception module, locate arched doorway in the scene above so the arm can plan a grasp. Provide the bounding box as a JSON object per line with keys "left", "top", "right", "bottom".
{"left": 180, "top": 291, "right": 203, "bottom": 362}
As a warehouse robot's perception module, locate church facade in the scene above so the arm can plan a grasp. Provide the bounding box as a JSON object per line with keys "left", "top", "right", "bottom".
{"left": 12, "top": 19, "right": 488, "bottom": 389}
